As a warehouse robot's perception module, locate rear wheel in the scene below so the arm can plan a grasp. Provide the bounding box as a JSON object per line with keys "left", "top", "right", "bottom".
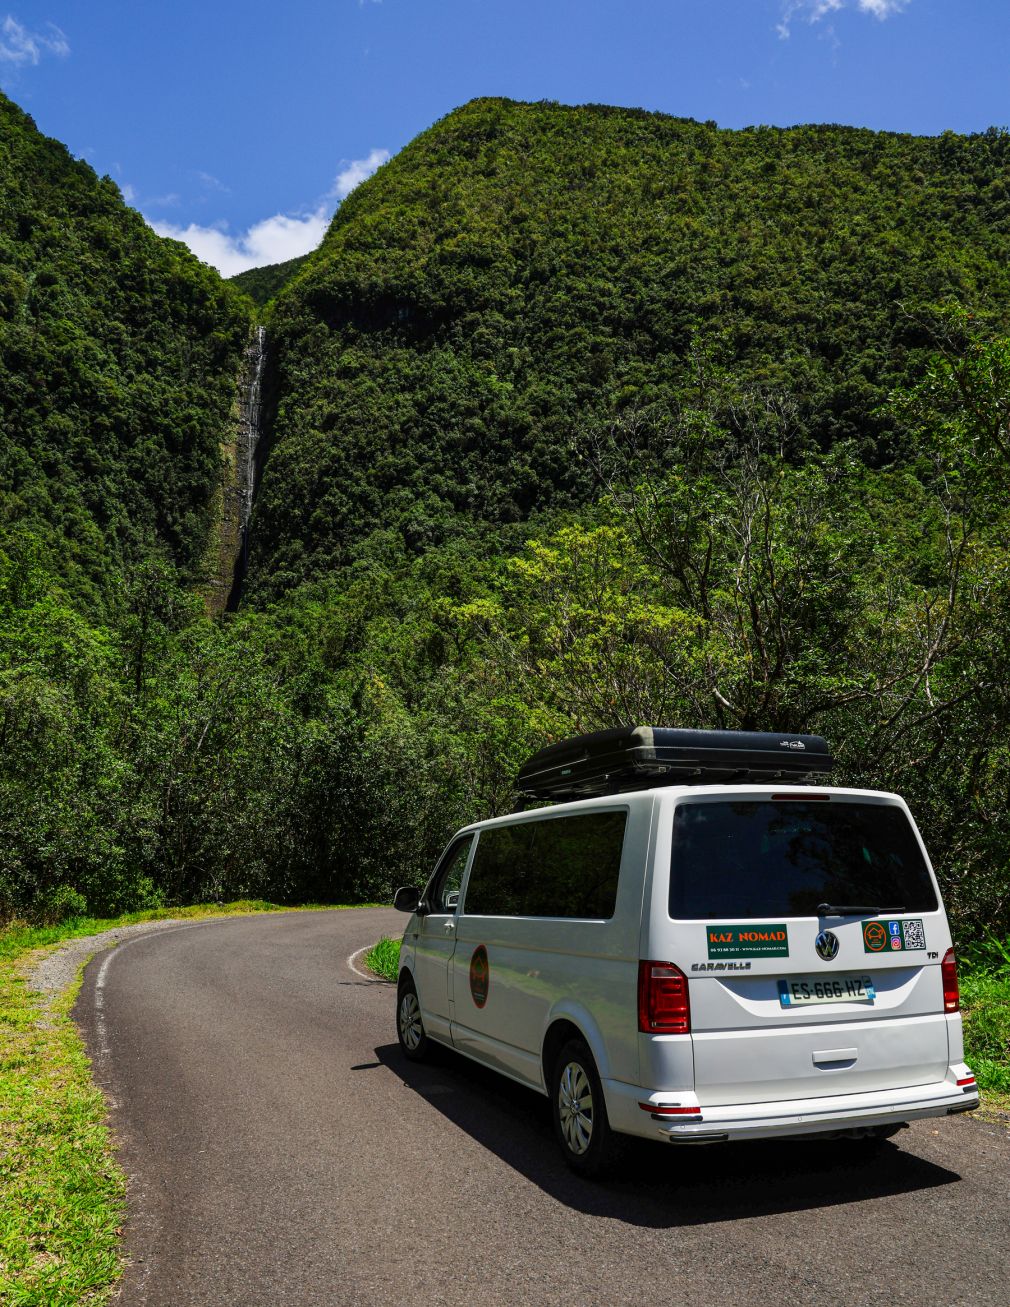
{"left": 396, "top": 974, "right": 430, "bottom": 1062}
{"left": 551, "top": 1038, "right": 621, "bottom": 1178}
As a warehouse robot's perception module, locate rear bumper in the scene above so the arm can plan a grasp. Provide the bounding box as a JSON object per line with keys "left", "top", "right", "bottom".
{"left": 603, "top": 1067, "right": 980, "bottom": 1144}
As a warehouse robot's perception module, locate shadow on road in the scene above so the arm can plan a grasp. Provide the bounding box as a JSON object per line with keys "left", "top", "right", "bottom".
{"left": 369, "top": 1041, "right": 961, "bottom": 1227}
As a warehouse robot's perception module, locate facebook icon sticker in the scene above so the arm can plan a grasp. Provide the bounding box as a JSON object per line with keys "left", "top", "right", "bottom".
{"left": 888, "top": 921, "right": 901, "bottom": 937}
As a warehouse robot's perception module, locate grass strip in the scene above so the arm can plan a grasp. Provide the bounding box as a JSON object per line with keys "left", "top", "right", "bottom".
{"left": 365, "top": 936, "right": 401, "bottom": 982}
{"left": 960, "top": 936, "right": 1010, "bottom": 1116}
{"left": 0, "top": 899, "right": 348, "bottom": 1305}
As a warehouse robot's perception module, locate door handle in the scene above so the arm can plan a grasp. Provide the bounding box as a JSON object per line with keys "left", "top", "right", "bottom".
{"left": 812, "top": 1048, "right": 857, "bottom": 1067}
{"left": 444, "top": 920, "right": 456, "bottom": 932}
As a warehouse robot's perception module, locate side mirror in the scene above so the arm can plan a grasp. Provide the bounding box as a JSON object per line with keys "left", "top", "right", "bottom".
{"left": 393, "top": 885, "right": 421, "bottom": 913}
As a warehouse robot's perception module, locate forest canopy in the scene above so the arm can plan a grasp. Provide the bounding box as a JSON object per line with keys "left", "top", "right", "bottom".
{"left": 2, "top": 94, "right": 1010, "bottom": 940}
{"left": 251, "top": 98, "right": 1010, "bottom": 600}
{"left": 0, "top": 92, "right": 251, "bottom": 613}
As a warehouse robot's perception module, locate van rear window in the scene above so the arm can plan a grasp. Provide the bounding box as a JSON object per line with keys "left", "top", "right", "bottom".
{"left": 669, "top": 800, "right": 938, "bottom": 920}
{"left": 464, "top": 811, "right": 626, "bottom": 919}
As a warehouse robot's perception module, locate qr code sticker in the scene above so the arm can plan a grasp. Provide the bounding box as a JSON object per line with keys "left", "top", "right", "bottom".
{"left": 902, "top": 919, "right": 926, "bottom": 950}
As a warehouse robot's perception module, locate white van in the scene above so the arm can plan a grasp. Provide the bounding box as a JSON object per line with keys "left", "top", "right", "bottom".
{"left": 393, "top": 728, "right": 978, "bottom": 1175}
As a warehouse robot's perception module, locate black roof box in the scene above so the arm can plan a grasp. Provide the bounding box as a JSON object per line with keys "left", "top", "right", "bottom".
{"left": 516, "top": 726, "right": 832, "bottom": 802}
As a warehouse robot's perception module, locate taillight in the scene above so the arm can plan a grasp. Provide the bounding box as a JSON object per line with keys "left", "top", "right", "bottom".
{"left": 941, "top": 947, "right": 960, "bottom": 1013}
{"left": 638, "top": 961, "right": 691, "bottom": 1034}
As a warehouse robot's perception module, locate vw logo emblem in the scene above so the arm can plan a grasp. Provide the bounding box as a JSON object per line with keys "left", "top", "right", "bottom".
{"left": 815, "top": 930, "right": 840, "bottom": 962}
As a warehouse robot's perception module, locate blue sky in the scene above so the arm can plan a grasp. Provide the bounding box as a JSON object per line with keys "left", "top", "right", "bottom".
{"left": 3, "top": 1, "right": 1009, "bottom": 274}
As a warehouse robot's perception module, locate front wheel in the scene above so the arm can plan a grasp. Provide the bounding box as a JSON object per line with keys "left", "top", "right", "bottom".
{"left": 396, "top": 975, "right": 430, "bottom": 1062}
{"left": 551, "top": 1038, "right": 622, "bottom": 1178}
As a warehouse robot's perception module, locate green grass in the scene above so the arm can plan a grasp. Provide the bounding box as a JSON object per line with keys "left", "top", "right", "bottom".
{"left": 0, "top": 957, "right": 121, "bottom": 1305}
{"left": 365, "top": 936, "right": 401, "bottom": 983}
{"left": 960, "top": 936, "right": 1010, "bottom": 1114}
{"left": 0, "top": 899, "right": 349, "bottom": 1305}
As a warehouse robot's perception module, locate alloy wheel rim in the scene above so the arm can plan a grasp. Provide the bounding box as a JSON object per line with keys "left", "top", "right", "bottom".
{"left": 399, "top": 992, "right": 423, "bottom": 1051}
{"left": 558, "top": 1061, "right": 594, "bottom": 1155}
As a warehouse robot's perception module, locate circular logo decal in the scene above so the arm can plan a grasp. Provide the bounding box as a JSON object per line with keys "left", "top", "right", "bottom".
{"left": 815, "top": 930, "right": 840, "bottom": 962}
{"left": 469, "top": 945, "right": 489, "bottom": 1008}
{"left": 863, "top": 921, "right": 887, "bottom": 952}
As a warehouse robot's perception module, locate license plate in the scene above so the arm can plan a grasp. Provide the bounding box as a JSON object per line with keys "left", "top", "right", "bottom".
{"left": 778, "top": 974, "right": 875, "bottom": 1007}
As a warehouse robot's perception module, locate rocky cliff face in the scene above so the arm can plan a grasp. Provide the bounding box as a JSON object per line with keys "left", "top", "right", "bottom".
{"left": 203, "top": 325, "right": 267, "bottom": 615}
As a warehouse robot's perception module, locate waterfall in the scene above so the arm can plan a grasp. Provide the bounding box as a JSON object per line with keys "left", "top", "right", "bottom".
{"left": 203, "top": 325, "right": 269, "bottom": 616}
{"left": 238, "top": 324, "right": 267, "bottom": 564}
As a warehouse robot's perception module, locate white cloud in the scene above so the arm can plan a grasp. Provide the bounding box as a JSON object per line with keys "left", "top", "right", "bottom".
{"left": 120, "top": 182, "right": 137, "bottom": 204}
{"left": 777, "top": 0, "right": 907, "bottom": 37}
{"left": 196, "top": 170, "right": 230, "bottom": 194}
{"left": 0, "top": 14, "right": 69, "bottom": 64}
{"left": 857, "top": 0, "right": 906, "bottom": 16}
{"left": 331, "top": 148, "right": 390, "bottom": 200}
{"left": 147, "top": 148, "right": 389, "bottom": 276}
{"left": 150, "top": 210, "right": 331, "bottom": 277}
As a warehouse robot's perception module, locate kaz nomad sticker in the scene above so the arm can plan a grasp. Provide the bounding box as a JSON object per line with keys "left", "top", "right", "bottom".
{"left": 469, "top": 944, "right": 490, "bottom": 1008}
{"left": 706, "top": 924, "right": 789, "bottom": 959}
{"left": 863, "top": 919, "right": 926, "bottom": 952}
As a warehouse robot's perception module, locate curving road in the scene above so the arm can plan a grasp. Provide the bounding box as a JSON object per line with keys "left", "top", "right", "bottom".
{"left": 75, "top": 908, "right": 1009, "bottom": 1307}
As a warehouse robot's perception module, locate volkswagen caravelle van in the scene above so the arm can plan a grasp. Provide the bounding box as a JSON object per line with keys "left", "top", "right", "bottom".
{"left": 393, "top": 728, "right": 978, "bottom": 1175}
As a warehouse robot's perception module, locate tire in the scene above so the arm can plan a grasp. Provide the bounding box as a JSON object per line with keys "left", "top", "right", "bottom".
{"left": 551, "top": 1038, "right": 622, "bottom": 1178}
{"left": 396, "top": 974, "right": 430, "bottom": 1062}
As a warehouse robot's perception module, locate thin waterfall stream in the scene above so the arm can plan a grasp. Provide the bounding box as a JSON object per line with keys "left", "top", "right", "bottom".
{"left": 204, "top": 324, "right": 269, "bottom": 615}
{"left": 238, "top": 324, "right": 267, "bottom": 572}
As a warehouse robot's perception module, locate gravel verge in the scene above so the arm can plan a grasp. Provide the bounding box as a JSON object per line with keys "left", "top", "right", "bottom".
{"left": 25, "top": 919, "right": 190, "bottom": 1011}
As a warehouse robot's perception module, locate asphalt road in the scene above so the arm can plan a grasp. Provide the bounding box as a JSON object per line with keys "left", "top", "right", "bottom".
{"left": 75, "top": 908, "right": 1010, "bottom": 1307}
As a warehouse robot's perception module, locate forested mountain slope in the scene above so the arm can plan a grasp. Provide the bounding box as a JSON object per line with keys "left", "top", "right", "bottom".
{"left": 2, "top": 91, "right": 1010, "bottom": 939}
{"left": 0, "top": 93, "right": 250, "bottom": 609}
{"left": 249, "top": 97, "right": 1010, "bottom": 598}
{"left": 230, "top": 254, "right": 310, "bottom": 307}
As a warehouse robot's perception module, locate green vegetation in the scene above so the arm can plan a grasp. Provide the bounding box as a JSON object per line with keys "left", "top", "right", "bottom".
{"left": 0, "top": 96, "right": 425, "bottom": 921}
{"left": 0, "top": 94, "right": 250, "bottom": 609}
{"left": 0, "top": 546, "right": 462, "bottom": 918}
{"left": 252, "top": 98, "right": 1010, "bottom": 598}
{"left": 960, "top": 937, "right": 1010, "bottom": 1104}
{"left": 4, "top": 90, "right": 1007, "bottom": 1302}
{"left": 0, "top": 968, "right": 119, "bottom": 1306}
{"left": 365, "top": 935, "right": 401, "bottom": 982}
{"left": 229, "top": 253, "right": 311, "bottom": 307}
{"left": 3, "top": 93, "right": 1010, "bottom": 950}
{"left": 194, "top": 320, "right": 1010, "bottom": 939}
{"left": 0, "top": 900, "right": 325, "bottom": 1305}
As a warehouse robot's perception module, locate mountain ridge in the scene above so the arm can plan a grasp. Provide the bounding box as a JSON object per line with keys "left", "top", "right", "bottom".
{"left": 247, "top": 96, "right": 1010, "bottom": 600}
{"left": 0, "top": 91, "right": 251, "bottom": 609}
{"left": 1, "top": 91, "right": 1009, "bottom": 942}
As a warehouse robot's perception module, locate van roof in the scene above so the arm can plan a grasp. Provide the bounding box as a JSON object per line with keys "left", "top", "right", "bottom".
{"left": 458, "top": 784, "right": 907, "bottom": 834}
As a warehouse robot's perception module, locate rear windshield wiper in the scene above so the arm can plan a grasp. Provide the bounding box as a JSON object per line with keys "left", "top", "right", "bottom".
{"left": 817, "top": 903, "right": 905, "bottom": 917}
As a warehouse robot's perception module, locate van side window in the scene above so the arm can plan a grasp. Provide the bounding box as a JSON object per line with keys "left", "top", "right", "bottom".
{"left": 428, "top": 836, "right": 473, "bottom": 913}
{"left": 463, "top": 811, "right": 626, "bottom": 919}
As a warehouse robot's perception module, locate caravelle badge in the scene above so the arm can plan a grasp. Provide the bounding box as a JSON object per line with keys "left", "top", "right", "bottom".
{"left": 815, "top": 930, "right": 840, "bottom": 962}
